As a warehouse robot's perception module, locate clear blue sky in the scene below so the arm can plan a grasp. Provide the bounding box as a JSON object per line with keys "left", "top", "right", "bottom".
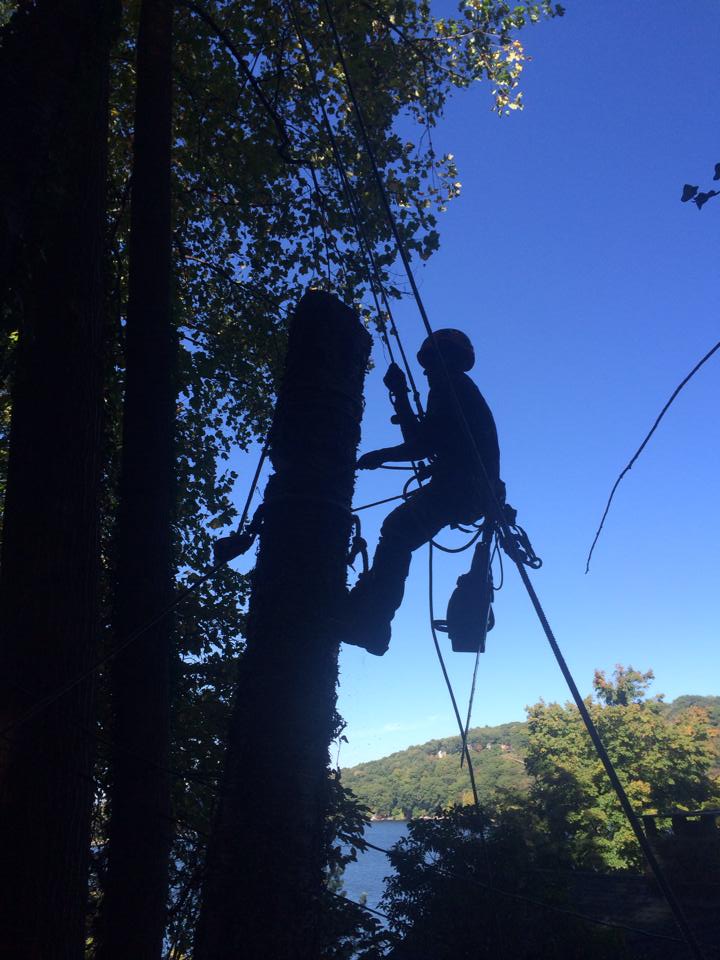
{"left": 235, "top": 0, "right": 720, "bottom": 768}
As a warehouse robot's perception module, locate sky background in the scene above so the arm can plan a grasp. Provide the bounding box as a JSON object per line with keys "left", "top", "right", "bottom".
{"left": 233, "top": 0, "right": 719, "bottom": 768}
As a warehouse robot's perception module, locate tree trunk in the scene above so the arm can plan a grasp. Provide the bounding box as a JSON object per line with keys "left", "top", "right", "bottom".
{"left": 0, "top": 3, "right": 116, "bottom": 958}
{"left": 96, "top": 2, "right": 175, "bottom": 958}
{"left": 0, "top": 1, "right": 113, "bottom": 306}
{"left": 195, "top": 290, "right": 371, "bottom": 960}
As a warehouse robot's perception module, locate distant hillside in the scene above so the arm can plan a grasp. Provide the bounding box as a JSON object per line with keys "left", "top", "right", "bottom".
{"left": 665, "top": 694, "right": 720, "bottom": 726}
{"left": 341, "top": 696, "right": 720, "bottom": 819}
{"left": 341, "top": 721, "right": 530, "bottom": 819}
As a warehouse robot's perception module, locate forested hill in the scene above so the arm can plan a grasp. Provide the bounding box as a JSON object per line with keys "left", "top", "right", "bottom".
{"left": 666, "top": 694, "right": 720, "bottom": 724}
{"left": 341, "top": 696, "right": 720, "bottom": 820}
{"left": 342, "top": 721, "right": 531, "bottom": 819}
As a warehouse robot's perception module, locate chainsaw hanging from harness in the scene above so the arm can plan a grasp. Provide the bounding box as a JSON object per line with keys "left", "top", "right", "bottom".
{"left": 434, "top": 521, "right": 496, "bottom": 654}
{"left": 433, "top": 504, "right": 542, "bottom": 653}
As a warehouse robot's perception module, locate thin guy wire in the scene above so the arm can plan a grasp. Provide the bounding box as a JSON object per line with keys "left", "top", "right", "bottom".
{"left": 352, "top": 491, "right": 406, "bottom": 512}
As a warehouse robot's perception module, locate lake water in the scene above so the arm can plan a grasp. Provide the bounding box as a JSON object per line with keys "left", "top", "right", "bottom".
{"left": 341, "top": 821, "right": 408, "bottom": 913}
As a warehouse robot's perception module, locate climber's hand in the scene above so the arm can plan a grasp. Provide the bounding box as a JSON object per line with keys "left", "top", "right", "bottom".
{"left": 383, "top": 362, "right": 408, "bottom": 395}
{"left": 357, "top": 450, "right": 386, "bottom": 471}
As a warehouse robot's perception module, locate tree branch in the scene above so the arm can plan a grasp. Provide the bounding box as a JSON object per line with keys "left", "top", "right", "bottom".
{"left": 179, "top": 0, "right": 300, "bottom": 163}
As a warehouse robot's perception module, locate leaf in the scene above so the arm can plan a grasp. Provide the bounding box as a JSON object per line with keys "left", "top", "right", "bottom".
{"left": 695, "top": 190, "right": 719, "bottom": 210}
{"left": 681, "top": 183, "right": 698, "bottom": 202}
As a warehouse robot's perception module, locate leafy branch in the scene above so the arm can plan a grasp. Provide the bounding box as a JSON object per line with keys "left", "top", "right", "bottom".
{"left": 681, "top": 162, "right": 720, "bottom": 210}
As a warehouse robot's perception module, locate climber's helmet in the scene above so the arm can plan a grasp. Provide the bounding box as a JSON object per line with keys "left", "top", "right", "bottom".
{"left": 417, "top": 329, "right": 475, "bottom": 373}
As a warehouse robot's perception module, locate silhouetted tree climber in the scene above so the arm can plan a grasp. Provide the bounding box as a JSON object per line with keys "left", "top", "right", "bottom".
{"left": 343, "top": 329, "right": 503, "bottom": 656}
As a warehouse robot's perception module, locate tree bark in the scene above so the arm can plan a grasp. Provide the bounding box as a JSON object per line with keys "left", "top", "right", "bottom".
{"left": 0, "top": 3, "right": 116, "bottom": 958}
{"left": 96, "top": 2, "right": 175, "bottom": 958}
{"left": 195, "top": 290, "right": 371, "bottom": 960}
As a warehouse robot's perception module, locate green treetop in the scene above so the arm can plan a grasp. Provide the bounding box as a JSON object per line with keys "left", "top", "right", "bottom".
{"left": 525, "top": 666, "right": 719, "bottom": 870}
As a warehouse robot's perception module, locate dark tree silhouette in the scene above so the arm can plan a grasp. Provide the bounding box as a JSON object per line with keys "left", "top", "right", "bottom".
{"left": 195, "top": 292, "right": 371, "bottom": 960}
{"left": 0, "top": 2, "right": 117, "bottom": 957}
{"left": 96, "top": 1, "right": 176, "bottom": 958}
{"left": 0, "top": 2, "right": 114, "bottom": 307}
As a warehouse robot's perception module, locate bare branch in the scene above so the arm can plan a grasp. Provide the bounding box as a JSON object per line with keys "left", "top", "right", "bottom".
{"left": 585, "top": 337, "right": 720, "bottom": 573}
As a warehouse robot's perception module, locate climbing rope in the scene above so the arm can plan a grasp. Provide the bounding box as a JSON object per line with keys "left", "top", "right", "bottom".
{"left": 460, "top": 631, "right": 484, "bottom": 771}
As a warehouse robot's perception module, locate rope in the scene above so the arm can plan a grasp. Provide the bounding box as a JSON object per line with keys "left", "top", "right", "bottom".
{"left": 0, "top": 439, "right": 270, "bottom": 741}
{"left": 428, "top": 543, "right": 479, "bottom": 807}
{"left": 585, "top": 335, "right": 720, "bottom": 572}
{"left": 352, "top": 491, "right": 406, "bottom": 512}
{"left": 322, "top": 7, "right": 706, "bottom": 955}
{"left": 283, "top": 0, "right": 423, "bottom": 414}
{"left": 322, "top": 0, "right": 438, "bottom": 360}
{"left": 431, "top": 525, "right": 483, "bottom": 554}
{"left": 460, "top": 641, "right": 483, "bottom": 770}
{"left": 428, "top": 542, "right": 506, "bottom": 955}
